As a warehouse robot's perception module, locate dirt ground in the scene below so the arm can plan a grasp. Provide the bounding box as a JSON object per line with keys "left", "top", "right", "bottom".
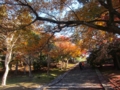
{"left": 99, "top": 64, "right": 120, "bottom": 90}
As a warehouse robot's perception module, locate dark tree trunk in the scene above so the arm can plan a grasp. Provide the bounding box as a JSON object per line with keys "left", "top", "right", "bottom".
{"left": 110, "top": 50, "right": 118, "bottom": 69}
{"left": 28, "top": 60, "right": 32, "bottom": 77}
{"left": 47, "top": 55, "right": 50, "bottom": 75}
{"left": 14, "top": 61, "right": 18, "bottom": 74}
{"left": 116, "top": 54, "right": 120, "bottom": 69}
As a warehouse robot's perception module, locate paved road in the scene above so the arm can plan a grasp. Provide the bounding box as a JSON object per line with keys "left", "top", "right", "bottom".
{"left": 58, "top": 65, "right": 101, "bottom": 84}
{"left": 40, "top": 64, "right": 113, "bottom": 90}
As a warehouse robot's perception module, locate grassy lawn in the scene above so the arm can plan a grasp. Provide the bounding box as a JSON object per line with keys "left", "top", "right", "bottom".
{"left": 0, "top": 63, "right": 75, "bottom": 90}
{"left": 76, "top": 57, "right": 86, "bottom": 62}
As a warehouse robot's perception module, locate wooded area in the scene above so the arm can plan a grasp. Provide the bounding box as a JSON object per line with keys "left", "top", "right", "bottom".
{"left": 0, "top": 0, "right": 120, "bottom": 87}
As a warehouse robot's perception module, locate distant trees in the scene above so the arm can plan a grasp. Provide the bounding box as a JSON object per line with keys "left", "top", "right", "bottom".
{"left": 52, "top": 36, "right": 81, "bottom": 70}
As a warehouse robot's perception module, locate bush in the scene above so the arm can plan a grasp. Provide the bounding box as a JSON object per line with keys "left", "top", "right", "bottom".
{"left": 33, "top": 60, "right": 41, "bottom": 71}
{"left": 0, "top": 62, "right": 4, "bottom": 68}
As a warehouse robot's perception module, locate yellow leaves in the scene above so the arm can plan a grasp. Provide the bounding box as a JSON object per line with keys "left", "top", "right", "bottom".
{"left": 17, "top": 10, "right": 32, "bottom": 24}
{"left": 71, "top": 48, "right": 81, "bottom": 58}
{"left": 74, "top": 1, "right": 104, "bottom": 21}
{"left": 109, "top": 37, "right": 114, "bottom": 42}
{"left": 100, "top": 30, "right": 105, "bottom": 36}
{"left": 22, "top": 42, "right": 28, "bottom": 46}
{"left": 96, "top": 21, "right": 106, "bottom": 26}
{"left": 0, "top": 5, "right": 7, "bottom": 23}
{"left": 15, "top": 29, "right": 55, "bottom": 56}
{"left": 0, "top": 5, "right": 7, "bottom": 16}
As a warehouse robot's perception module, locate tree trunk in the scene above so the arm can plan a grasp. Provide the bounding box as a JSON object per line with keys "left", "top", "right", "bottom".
{"left": 14, "top": 61, "right": 18, "bottom": 74}
{"left": 112, "top": 55, "right": 120, "bottom": 69}
{"left": 1, "top": 50, "right": 12, "bottom": 86}
{"left": 64, "top": 62, "right": 67, "bottom": 70}
{"left": 111, "top": 52, "right": 118, "bottom": 69}
{"left": 60, "top": 60, "right": 64, "bottom": 70}
{"left": 1, "top": 31, "right": 19, "bottom": 86}
{"left": 1, "top": 62, "right": 9, "bottom": 86}
{"left": 28, "top": 60, "right": 32, "bottom": 77}
{"left": 66, "top": 60, "right": 68, "bottom": 69}
{"left": 116, "top": 54, "right": 120, "bottom": 69}
{"left": 24, "top": 64, "right": 26, "bottom": 75}
{"left": 47, "top": 55, "right": 50, "bottom": 75}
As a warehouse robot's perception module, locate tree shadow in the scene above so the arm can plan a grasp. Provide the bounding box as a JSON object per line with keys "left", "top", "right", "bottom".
{"left": 99, "top": 64, "right": 120, "bottom": 89}
{"left": 0, "top": 85, "right": 37, "bottom": 90}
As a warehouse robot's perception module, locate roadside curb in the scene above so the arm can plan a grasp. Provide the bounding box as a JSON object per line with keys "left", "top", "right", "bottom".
{"left": 95, "top": 69, "right": 114, "bottom": 90}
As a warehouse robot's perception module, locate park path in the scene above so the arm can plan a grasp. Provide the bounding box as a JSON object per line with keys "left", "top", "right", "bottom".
{"left": 39, "top": 63, "right": 113, "bottom": 90}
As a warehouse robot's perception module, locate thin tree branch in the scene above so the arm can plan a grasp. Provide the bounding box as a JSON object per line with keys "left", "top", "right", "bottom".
{"left": 0, "top": 1, "right": 120, "bottom": 34}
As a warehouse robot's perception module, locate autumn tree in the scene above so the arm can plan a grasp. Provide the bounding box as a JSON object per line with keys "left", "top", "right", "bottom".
{"left": 1, "top": 0, "right": 119, "bottom": 58}
{"left": 52, "top": 36, "right": 81, "bottom": 69}
{"left": 0, "top": 0, "right": 119, "bottom": 51}
{"left": 0, "top": 0, "right": 120, "bottom": 56}
{"left": 0, "top": 2, "right": 35, "bottom": 85}
{"left": 0, "top": 0, "right": 120, "bottom": 85}
{"left": 0, "top": 5, "right": 21, "bottom": 86}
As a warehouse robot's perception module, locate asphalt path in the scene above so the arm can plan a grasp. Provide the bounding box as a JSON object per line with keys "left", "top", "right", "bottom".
{"left": 42, "top": 64, "right": 105, "bottom": 90}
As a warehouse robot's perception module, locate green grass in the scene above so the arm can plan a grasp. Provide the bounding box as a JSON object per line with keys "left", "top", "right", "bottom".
{"left": 0, "top": 63, "right": 75, "bottom": 90}
{"left": 76, "top": 57, "right": 86, "bottom": 62}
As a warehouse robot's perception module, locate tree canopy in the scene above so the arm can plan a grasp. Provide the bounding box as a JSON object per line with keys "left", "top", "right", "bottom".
{"left": 0, "top": 0, "right": 120, "bottom": 34}
{"left": 0, "top": 0, "right": 120, "bottom": 62}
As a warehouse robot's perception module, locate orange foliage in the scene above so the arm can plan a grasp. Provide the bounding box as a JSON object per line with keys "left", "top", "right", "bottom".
{"left": 52, "top": 36, "right": 81, "bottom": 58}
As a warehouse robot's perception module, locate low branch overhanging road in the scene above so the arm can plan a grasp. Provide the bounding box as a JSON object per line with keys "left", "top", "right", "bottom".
{"left": 1, "top": 0, "right": 120, "bottom": 34}
{"left": 19, "top": 0, "right": 120, "bottom": 34}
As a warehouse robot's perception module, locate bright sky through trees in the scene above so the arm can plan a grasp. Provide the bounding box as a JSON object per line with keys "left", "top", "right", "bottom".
{"left": 55, "top": 1, "right": 80, "bottom": 37}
